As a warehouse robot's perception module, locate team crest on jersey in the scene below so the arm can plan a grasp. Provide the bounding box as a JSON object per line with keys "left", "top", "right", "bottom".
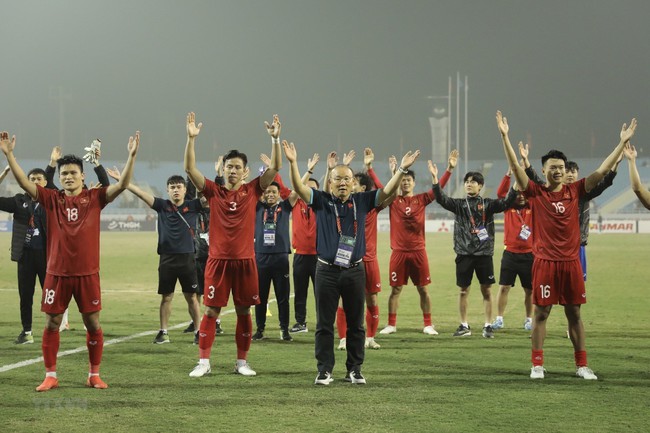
{"left": 477, "top": 204, "right": 483, "bottom": 210}
{"left": 347, "top": 202, "right": 353, "bottom": 208}
{"left": 58, "top": 199, "right": 65, "bottom": 204}
{"left": 80, "top": 197, "right": 89, "bottom": 204}
{"left": 564, "top": 192, "right": 570, "bottom": 199}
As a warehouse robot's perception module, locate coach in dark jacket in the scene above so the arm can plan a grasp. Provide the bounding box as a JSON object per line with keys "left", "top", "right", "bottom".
{"left": 0, "top": 168, "right": 50, "bottom": 344}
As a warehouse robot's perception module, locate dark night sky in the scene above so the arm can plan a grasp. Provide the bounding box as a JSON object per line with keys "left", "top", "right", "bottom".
{"left": 1, "top": 0, "right": 648, "bottom": 165}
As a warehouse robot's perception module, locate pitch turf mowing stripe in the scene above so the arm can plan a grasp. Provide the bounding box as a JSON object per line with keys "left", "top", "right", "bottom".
{"left": 0, "top": 305, "right": 239, "bottom": 373}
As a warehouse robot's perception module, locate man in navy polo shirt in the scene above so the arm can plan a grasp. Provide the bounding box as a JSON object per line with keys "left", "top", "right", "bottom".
{"left": 283, "top": 140, "right": 420, "bottom": 385}
{"left": 252, "top": 181, "right": 298, "bottom": 342}
{"left": 107, "top": 171, "right": 202, "bottom": 345}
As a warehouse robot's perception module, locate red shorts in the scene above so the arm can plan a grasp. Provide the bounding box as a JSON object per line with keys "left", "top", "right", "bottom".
{"left": 204, "top": 258, "right": 260, "bottom": 307}
{"left": 389, "top": 250, "right": 431, "bottom": 287}
{"left": 532, "top": 258, "right": 586, "bottom": 306}
{"left": 41, "top": 273, "right": 102, "bottom": 315}
{"left": 363, "top": 259, "right": 382, "bottom": 294}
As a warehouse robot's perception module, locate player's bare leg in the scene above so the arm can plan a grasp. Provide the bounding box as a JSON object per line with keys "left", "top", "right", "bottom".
{"left": 531, "top": 305, "right": 551, "bottom": 350}
{"left": 458, "top": 285, "right": 471, "bottom": 324}
{"left": 183, "top": 292, "right": 202, "bottom": 335}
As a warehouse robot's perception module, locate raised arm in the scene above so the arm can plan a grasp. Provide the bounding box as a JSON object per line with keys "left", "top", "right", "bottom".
{"left": 106, "top": 132, "right": 139, "bottom": 203}
{"left": 45, "top": 146, "right": 62, "bottom": 188}
{"left": 378, "top": 150, "right": 420, "bottom": 203}
{"left": 260, "top": 114, "right": 282, "bottom": 189}
{"left": 184, "top": 112, "right": 205, "bottom": 191}
{"left": 0, "top": 132, "right": 37, "bottom": 198}
{"left": 287, "top": 153, "right": 320, "bottom": 206}
{"left": 428, "top": 160, "right": 460, "bottom": 212}
{"left": 323, "top": 151, "right": 338, "bottom": 194}
{"left": 496, "top": 111, "right": 529, "bottom": 191}
{"left": 585, "top": 118, "right": 637, "bottom": 192}
{"left": 0, "top": 165, "right": 10, "bottom": 185}
{"left": 623, "top": 142, "right": 650, "bottom": 210}
{"left": 283, "top": 141, "right": 312, "bottom": 203}
{"left": 106, "top": 166, "right": 154, "bottom": 207}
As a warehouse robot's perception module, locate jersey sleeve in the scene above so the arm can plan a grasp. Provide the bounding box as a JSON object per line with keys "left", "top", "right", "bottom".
{"left": 274, "top": 173, "right": 292, "bottom": 200}
{"left": 439, "top": 169, "right": 452, "bottom": 189}
{"left": 202, "top": 177, "right": 217, "bottom": 199}
{"left": 36, "top": 184, "right": 55, "bottom": 209}
{"left": 151, "top": 197, "right": 165, "bottom": 212}
{"left": 367, "top": 167, "right": 384, "bottom": 189}
{"left": 496, "top": 175, "right": 511, "bottom": 199}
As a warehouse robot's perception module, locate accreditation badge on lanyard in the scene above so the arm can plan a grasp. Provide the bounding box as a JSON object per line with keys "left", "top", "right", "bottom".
{"left": 263, "top": 223, "right": 276, "bottom": 246}
{"left": 333, "top": 198, "right": 358, "bottom": 268}
{"left": 515, "top": 210, "right": 531, "bottom": 240}
{"left": 334, "top": 235, "right": 356, "bottom": 267}
{"left": 263, "top": 205, "right": 279, "bottom": 246}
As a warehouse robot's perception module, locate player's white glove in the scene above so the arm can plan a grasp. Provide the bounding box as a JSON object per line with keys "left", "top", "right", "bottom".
{"left": 83, "top": 139, "right": 102, "bottom": 165}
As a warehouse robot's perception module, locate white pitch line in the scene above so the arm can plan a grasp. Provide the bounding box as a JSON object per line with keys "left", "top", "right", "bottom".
{"left": 0, "top": 303, "right": 246, "bottom": 373}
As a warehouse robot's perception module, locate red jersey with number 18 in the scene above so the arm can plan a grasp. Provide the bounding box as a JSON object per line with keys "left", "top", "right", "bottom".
{"left": 36, "top": 184, "right": 107, "bottom": 276}
{"left": 201, "top": 177, "right": 262, "bottom": 260}
{"left": 524, "top": 179, "right": 585, "bottom": 261}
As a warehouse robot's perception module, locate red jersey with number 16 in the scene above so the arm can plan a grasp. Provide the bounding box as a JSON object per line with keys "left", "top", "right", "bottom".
{"left": 36, "top": 184, "right": 107, "bottom": 276}
{"left": 524, "top": 179, "right": 585, "bottom": 261}
{"left": 201, "top": 177, "right": 262, "bottom": 260}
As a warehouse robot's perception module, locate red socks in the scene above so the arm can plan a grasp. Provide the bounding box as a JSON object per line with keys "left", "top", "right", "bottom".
{"left": 423, "top": 313, "right": 432, "bottom": 327}
{"left": 366, "top": 305, "right": 380, "bottom": 338}
{"left": 235, "top": 314, "right": 252, "bottom": 360}
{"left": 532, "top": 349, "right": 544, "bottom": 366}
{"left": 86, "top": 329, "right": 104, "bottom": 374}
{"left": 198, "top": 314, "right": 217, "bottom": 359}
{"left": 42, "top": 328, "right": 60, "bottom": 372}
{"left": 574, "top": 350, "right": 587, "bottom": 368}
{"left": 336, "top": 307, "right": 347, "bottom": 338}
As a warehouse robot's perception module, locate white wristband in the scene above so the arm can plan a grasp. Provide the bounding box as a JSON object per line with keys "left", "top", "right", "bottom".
{"left": 272, "top": 137, "right": 280, "bottom": 145}
{"left": 397, "top": 166, "right": 408, "bottom": 174}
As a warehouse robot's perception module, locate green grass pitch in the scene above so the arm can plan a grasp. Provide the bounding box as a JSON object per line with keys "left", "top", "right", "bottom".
{"left": 0, "top": 231, "right": 648, "bottom": 433}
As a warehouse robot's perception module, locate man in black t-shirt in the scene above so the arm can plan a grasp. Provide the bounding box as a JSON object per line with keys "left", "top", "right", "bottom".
{"left": 108, "top": 170, "right": 202, "bottom": 344}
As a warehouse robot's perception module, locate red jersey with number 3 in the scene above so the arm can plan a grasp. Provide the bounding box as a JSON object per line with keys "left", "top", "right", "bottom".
{"left": 524, "top": 179, "right": 585, "bottom": 261}
{"left": 201, "top": 177, "right": 262, "bottom": 260}
{"left": 36, "top": 184, "right": 107, "bottom": 276}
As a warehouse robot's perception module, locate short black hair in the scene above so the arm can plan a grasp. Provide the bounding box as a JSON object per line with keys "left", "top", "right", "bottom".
{"left": 354, "top": 172, "right": 375, "bottom": 191}
{"left": 541, "top": 149, "right": 567, "bottom": 167}
{"left": 223, "top": 149, "right": 248, "bottom": 167}
{"left": 27, "top": 168, "right": 47, "bottom": 178}
{"left": 464, "top": 171, "right": 484, "bottom": 186}
{"left": 566, "top": 161, "right": 579, "bottom": 172}
{"left": 267, "top": 181, "right": 280, "bottom": 190}
{"left": 57, "top": 155, "right": 84, "bottom": 173}
{"left": 308, "top": 177, "right": 320, "bottom": 189}
{"left": 403, "top": 169, "right": 415, "bottom": 180}
{"left": 167, "top": 175, "right": 186, "bottom": 186}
